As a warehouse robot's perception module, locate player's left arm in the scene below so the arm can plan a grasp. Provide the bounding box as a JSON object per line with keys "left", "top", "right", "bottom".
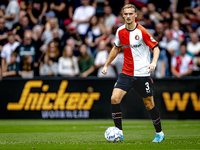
{"left": 139, "top": 25, "right": 160, "bottom": 73}
{"left": 148, "top": 46, "right": 160, "bottom": 73}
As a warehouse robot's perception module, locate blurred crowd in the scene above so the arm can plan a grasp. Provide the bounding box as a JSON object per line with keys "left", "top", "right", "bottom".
{"left": 0, "top": 0, "right": 200, "bottom": 78}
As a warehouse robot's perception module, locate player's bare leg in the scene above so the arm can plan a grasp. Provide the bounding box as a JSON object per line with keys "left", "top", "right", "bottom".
{"left": 111, "top": 88, "right": 127, "bottom": 141}
{"left": 143, "top": 96, "right": 155, "bottom": 110}
{"left": 143, "top": 96, "right": 165, "bottom": 142}
{"left": 111, "top": 88, "right": 127, "bottom": 104}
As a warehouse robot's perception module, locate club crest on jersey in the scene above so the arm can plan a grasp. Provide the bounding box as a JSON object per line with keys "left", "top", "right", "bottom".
{"left": 150, "top": 37, "right": 156, "bottom": 42}
{"left": 135, "top": 35, "right": 140, "bottom": 40}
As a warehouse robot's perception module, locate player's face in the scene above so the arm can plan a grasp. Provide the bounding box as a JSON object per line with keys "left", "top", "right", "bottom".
{"left": 123, "top": 8, "right": 137, "bottom": 24}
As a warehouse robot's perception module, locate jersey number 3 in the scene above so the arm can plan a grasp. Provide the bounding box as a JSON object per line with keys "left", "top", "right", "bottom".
{"left": 145, "top": 82, "right": 150, "bottom": 94}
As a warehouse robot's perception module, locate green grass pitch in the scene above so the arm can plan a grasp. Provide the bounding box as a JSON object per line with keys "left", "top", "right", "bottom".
{"left": 0, "top": 120, "right": 200, "bottom": 150}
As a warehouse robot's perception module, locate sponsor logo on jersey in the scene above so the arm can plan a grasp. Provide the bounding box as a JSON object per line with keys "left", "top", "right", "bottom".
{"left": 122, "top": 44, "right": 142, "bottom": 48}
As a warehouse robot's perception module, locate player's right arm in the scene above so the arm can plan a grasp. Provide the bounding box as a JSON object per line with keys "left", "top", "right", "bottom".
{"left": 102, "top": 26, "right": 122, "bottom": 75}
{"left": 102, "top": 45, "right": 121, "bottom": 75}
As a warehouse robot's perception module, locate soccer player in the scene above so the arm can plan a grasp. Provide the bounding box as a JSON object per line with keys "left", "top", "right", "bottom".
{"left": 102, "top": 4, "right": 165, "bottom": 142}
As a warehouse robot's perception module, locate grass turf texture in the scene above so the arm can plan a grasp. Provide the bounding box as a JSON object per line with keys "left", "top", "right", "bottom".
{"left": 0, "top": 120, "right": 200, "bottom": 150}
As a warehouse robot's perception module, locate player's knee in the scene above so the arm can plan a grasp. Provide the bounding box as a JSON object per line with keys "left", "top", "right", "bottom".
{"left": 145, "top": 102, "right": 154, "bottom": 110}
{"left": 111, "top": 95, "right": 120, "bottom": 104}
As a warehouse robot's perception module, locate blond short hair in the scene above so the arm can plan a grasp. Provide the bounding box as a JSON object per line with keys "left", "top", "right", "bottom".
{"left": 122, "top": 4, "right": 137, "bottom": 13}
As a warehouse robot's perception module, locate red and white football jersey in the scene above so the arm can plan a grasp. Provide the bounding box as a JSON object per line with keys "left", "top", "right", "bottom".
{"left": 171, "top": 29, "right": 185, "bottom": 40}
{"left": 114, "top": 24, "right": 158, "bottom": 76}
{"left": 171, "top": 54, "right": 193, "bottom": 74}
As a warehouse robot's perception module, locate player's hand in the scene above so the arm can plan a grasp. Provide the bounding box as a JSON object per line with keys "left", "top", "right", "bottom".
{"left": 102, "top": 66, "right": 108, "bottom": 75}
{"left": 147, "top": 62, "right": 156, "bottom": 73}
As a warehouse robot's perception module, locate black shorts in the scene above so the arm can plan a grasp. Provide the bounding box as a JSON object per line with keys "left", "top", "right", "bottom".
{"left": 114, "top": 73, "right": 154, "bottom": 98}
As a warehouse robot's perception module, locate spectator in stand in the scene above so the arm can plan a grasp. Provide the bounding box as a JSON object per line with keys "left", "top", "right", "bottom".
{"left": 153, "top": 23, "right": 169, "bottom": 78}
{"left": 68, "top": 0, "right": 96, "bottom": 20}
{"left": 196, "top": 11, "right": 200, "bottom": 37}
{"left": 39, "top": 55, "right": 58, "bottom": 76}
{"left": 113, "top": 11, "right": 125, "bottom": 29}
{"left": 45, "top": 41, "right": 60, "bottom": 62}
{"left": 32, "top": 25, "right": 44, "bottom": 69}
{"left": 68, "top": 22, "right": 83, "bottom": 47}
{"left": 18, "top": 55, "right": 34, "bottom": 78}
{"left": 136, "top": 10, "right": 145, "bottom": 25}
{"left": 98, "top": 15, "right": 105, "bottom": 27}
{"left": 142, "top": 13, "right": 155, "bottom": 35}
{"left": 171, "top": 42, "right": 193, "bottom": 78}
{"left": 48, "top": 0, "right": 70, "bottom": 26}
{"left": 4, "top": 0, "right": 20, "bottom": 30}
{"left": 19, "top": 0, "right": 27, "bottom": 11}
{"left": 0, "top": 1, "right": 8, "bottom": 13}
{"left": 187, "top": 33, "right": 200, "bottom": 56}
{"left": 85, "top": 15, "right": 106, "bottom": 56}
{"left": 27, "top": 0, "right": 48, "bottom": 25}
{"left": 160, "top": 10, "right": 172, "bottom": 29}
{"left": 104, "top": 26, "right": 115, "bottom": 47}
{"left": 14, "top": 16, "right": 32, "bottom": 43}
{"left": 58, "top": 45, "right": 79, "bottom": 77}
{"left": 41, "top": 17, "right": 64, "bottom": 46}
{"left": 147, "top": 3, "right": 162, "bottom": 23}
{"left": 141, "top": 7, "right": 149, "bottom": 16}
{"left": 159, "top": 29, "right": 180, "bottom": 75}
{"left": 1, "top": 34, "right": 20, "bottom": 73}
{"left": 72, "top": 0, "right": 95, "bottom": 42}
{"left": 187, "top": 32, "right": 200, "bottom": 75}
{"left": 153, "top": 22, "right": 164, "bottom": 42}
{"left": 160, "top": 29, "right": 180, "bottom": 56}
{"left": 171, "top": 19, "right": 185, "bottom": 43}
{"left": 0, "top": 18, "right": 8, "bottom": 48}
{"left": 148, "top": 0, "right": 171, "bottom": 13}
{"left": 15, "top": 30, "right": 37, "bottom": 64}
{"left": 95, "top": 41, "right": 116, "bottom": 78}
{"left": 21, "top": 16, "right": 32, "bottom": 30}
{"left": 66, "top": 38, "right": 80, "bottom": 57}
{"left": 41, "top": 11, "right": 56, "bottom": 30}
{"left": 151, "top": 47, "right": 169, "bottom": 78}
{"left": 182, "top": 7, "right": 197, "bottom": 34}
{"left": 12, "top": 10, "right": 27, "bottom": 41}
{"left": 78, "top": 44, "right": 95, "bottom": 77}
{"left": 52, "top": 28, "right": 62, "bottom": 45}
{"left": 32, "top": 25, "right": 43, "bottom": 54}
{"left": 175, "top": 0, "right": 193, "bottom": 13}
{"left": 104, "top": 5, "right": 116, "bottom": 28}
{"left": 60, "top": 19, "right": 72, "bottom": 49}
{"left": 13, "top": 16, "right": 32, "bottom": 43}
{"left": 0, "top": 11, "right": 5, "bottom": 19}
{"left": 2, "top": 52, "right": 19, "bottom": 77}
{"left": 104, "top": 0, "right": 128, "bottom": 16}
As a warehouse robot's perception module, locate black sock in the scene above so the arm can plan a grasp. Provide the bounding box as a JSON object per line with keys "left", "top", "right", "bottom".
{"left": 148, "top": 107, "right": 162, "bottom": 132}
{"left": 111, "top": 104, "right": 122, "bottom": 130}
